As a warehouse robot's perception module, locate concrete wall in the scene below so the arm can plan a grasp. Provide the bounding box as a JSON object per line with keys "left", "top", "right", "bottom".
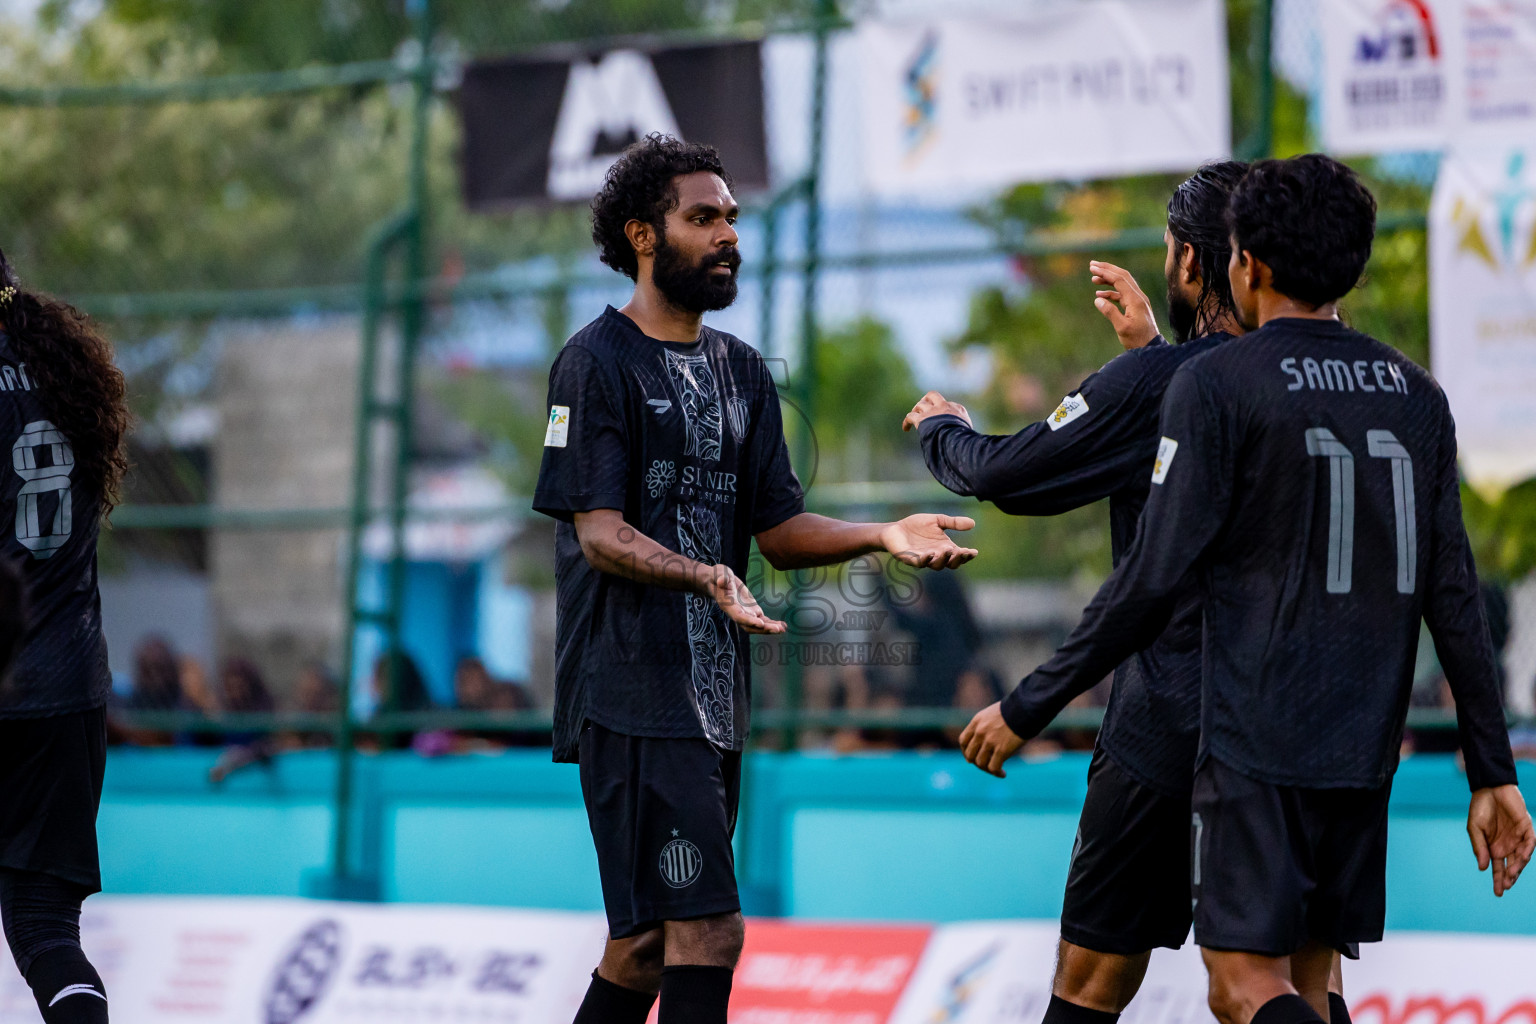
{"left": 211, "top": 317, "right": 360, "bottom": 698}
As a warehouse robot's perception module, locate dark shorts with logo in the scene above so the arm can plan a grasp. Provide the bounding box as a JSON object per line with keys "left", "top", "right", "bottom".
{"left": 1192, "top": 756, "right": 1389, "bottom": 959}
{"left": 578, "top": 721, "right": 742, "bottom": 939}
{"left": 1060, "top": 747, "right": 1194, "bottom": 955}
{"left": 0, "top": 707, "right": 107, "bottom": 893}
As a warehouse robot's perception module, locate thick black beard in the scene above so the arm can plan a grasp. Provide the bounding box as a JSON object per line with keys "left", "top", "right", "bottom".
{"left": 1165, "top": 273, "right": 1199, "bottom": 344}
{"left": 652, "top": 231, "right": 740, "bottom": 314}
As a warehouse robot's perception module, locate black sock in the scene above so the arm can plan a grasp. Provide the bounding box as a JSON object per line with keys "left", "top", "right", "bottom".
{"left": 659, "top": 964, "right": 733, "bottom": 1024}
{"left": 573, "top": 970, "right": 656, "bottom": 1024}
{"left": 1329, "top": 994, "right": 1352, "bottom": 1024}
{"left": 1253, "top": 994, "right": 1326, "bottom": 1024}
{"left": 23, "top": 946, "right": 107, "bottom": 1024}
{"left": 1043, "top": 994, "right": 1121, "bottom": 1024}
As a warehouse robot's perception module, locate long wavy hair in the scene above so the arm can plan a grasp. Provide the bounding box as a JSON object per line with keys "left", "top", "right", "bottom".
{"left": 0, "top": 249, "right": 129, "bottom": 518}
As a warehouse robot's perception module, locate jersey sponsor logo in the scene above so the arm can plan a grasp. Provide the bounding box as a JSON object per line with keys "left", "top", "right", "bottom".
{"left": 1046, "top": 393, "right": 1089, "bottom": 431}
{"left": 660, "top": 837, "right": 703, "bottom": 888}
{"left": 48, "top": 984, "right": 104, "bottom": 1007}
{"left": 1281, "top": 356, "right": 1407, "bottom": 394}
{"left": 1151, "top": 436, "right": 1178, "bottom": 484}
{"left": 544, "top": 405, "right": 570, "bottom": 448}
{"left": 726, "top": 396, "right": 751, "bottom": 442}
{"left": 645, "top": 459, "right": 677, "bottom": 498}
{"left": 647, "top": 398, "right": 673, "bottom": 415}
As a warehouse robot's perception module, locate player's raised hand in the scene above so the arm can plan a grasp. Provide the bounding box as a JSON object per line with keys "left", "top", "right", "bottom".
{"left": 879, "top": 514, "right": 978, "bottom": 569}
{"left": 1089, "top": 260, "right": 1160, "bottom": 350}
{"left": 700, "top": 563, "right": 786, "bottom": 635}
{"left": 1468, "top": 784, "right": 1536, "bottom": 897}
{"left": 902, "top": 391, "right": 972, "bottom": 432}
{"left": 959, "top": 701, "right": 1024, "bottom": 777}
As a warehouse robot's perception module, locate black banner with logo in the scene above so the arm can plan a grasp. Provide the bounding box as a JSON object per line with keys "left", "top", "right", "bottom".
{"left": 457, "top": 39, "right": 768, "bottom": 209}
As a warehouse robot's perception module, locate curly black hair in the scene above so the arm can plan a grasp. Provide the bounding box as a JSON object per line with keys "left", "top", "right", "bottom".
{"left": 590, "top": 133, "right": 733, "bottom": 280}
{"left": 1167, "top": 160, "right": 1248, "bottom": 331}
{"left": 1226, "top": 154, "right": 1377, "bottom": 307}
{"left": 0, "top": 248, "right": 130, "bottom": 518}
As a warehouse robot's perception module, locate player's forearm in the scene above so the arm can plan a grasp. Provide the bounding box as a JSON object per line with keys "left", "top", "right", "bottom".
{"left": 573, "top": 511, "right": 711, "bottom": 594}
{"left": 754, "top": 512, "right": 886, "bottom": 570}
{"left": 918, "top": 417, "right": 1090, "bottom": 514}
{"left": 1434, "top": 622, "right": 1519, "bottom": 790}
{"left": 1001, "top": 580, "right": 1175, "bottom": 739}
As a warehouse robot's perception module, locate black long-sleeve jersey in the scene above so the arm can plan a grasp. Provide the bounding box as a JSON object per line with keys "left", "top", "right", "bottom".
{"left": 1001, "top": 317, "right": 1517, "bottom": 791}
{"left": 0, "top": 333, "right": 111, "bottom": 717}
{"left": 919, "top": 332, "right": 1232, "bottom": 795}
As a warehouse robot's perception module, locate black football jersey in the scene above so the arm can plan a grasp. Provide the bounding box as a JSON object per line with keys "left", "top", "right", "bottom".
{"left": 0, "top": 333, "right": 111, "bottom": 717}
{"left": 1001, "top": 317, "right": 1516, "bottom": 790}
{"left": 919, "top": 333, "right": 1231, "bottom": 794}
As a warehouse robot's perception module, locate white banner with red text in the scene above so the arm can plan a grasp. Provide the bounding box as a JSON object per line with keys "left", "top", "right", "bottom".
{"left": 0, "top": 900, "right": 1532, "bottom": 1023}
{"left": 1321, "top": 0, "right": 1536, "bottom": 154}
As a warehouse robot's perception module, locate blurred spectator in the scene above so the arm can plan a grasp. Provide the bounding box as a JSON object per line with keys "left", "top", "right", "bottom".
{"left": 452, "top": 655, "right": 540, "bottom": 750}
{"left": 289, "top": 660, "right": 340, "bottom": 749}
{"left": 176, "top": 655, "right": 220, "bottom": 747}
{"left": 111, "top": 635, "right": 185, "bottom": 746}
{"left": 208, "top": 657, "right": 277, "bottom": 783}
{"left": 127, "top": 635, "right": 183, "bottom": 711}
{"left": 369, "top": 650, "right": 437, "bottom": 752}
{"left": 884, "top": 569, "right": 983, "bottom": 708}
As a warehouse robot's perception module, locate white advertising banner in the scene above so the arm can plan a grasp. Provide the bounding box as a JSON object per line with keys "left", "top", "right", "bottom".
{"left": 855, "top": 0, "right": 1231, "bottom": 197}
{"left": 1430, "top": 146, "right": 1536, "bottom": 489}
{"left": 890, "top": 921, "right": 1536, "bottom": 1024}
{"left": 0, "top": 898, "right": 607, "bottom": 1024}
{"left": 1322, "top": 0, "right": 1536, "bottom": 154}
{"left": 3, "top": 901, "right": 1535, "bottom": 1023}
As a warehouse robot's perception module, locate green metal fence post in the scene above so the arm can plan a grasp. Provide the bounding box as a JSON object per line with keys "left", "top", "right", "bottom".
{"left": 782, "top": 0, "right": 833, "bottom": 752}
{"left": 1239, "top": 0, "right": 1276, "bottom": 160}
{"left": 316, "top": 0, "right": 435, "bottom": 901}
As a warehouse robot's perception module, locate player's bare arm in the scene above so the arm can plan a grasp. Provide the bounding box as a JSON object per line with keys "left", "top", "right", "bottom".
{"left": 573, "top": 508, "right": 786, "bottom": 634}
{"left": 1467, "top": 784, "right": 1536, "bottom": 897}
{"left": 1089, "top": 260, "right": 1160, "bottom": 350}
{"left": 755, "top": 511, "right": 977, "bottom": 571}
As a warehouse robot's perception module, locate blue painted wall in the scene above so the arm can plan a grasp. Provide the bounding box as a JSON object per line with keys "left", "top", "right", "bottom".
{"left": 98, "top": 750, "right": 1536, "bottom": 933}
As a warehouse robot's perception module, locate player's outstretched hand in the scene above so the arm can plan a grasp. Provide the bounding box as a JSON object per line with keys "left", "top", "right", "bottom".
{"left": 1468, "top": 784, "right": 1536, "bottom": 897}
{"left": 700, "top": 563, "right": 786, "bottom": 635}
{"left": 902, "top": 391, "right": 972, "bottom": 432}
{"left": 879, "top": 514, "right": 978, "bottom": 569}
{"left": 959, "top": 702, "right": 1024, "bottom": 778}
{"left": 1090, "top": 261, "right": 1160, "bottom": 350}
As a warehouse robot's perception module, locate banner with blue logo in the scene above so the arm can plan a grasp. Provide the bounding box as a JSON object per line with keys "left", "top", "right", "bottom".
{"left": 854, "top": 0, "right": 1231, "bottom": 197}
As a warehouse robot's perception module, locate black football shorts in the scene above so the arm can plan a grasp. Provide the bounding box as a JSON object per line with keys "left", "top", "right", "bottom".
{"left": 578, "top": 721, "right": 742, "bottom": 939}
{"left": 1060, "top": 747, "right": 1194, "bottom": 954}
{"left": 1192, "top": 755, "right": 1389, "bottom": 958}
{"left": 0, "top": 707, "right": 107, "bottom": 893}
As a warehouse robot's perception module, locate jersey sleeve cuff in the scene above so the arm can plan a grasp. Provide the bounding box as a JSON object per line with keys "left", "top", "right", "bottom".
{"left": 999, "top": 681, "right": 1052, "bottom": 740}
{"left": 1465, "top": 751, "right": 1520, "bottom": 792}
{"left": 916, "top": 414, "right": 972, "bottom": 440}
{"left": 531, "top": 491, "right": 627, "bottom": 523}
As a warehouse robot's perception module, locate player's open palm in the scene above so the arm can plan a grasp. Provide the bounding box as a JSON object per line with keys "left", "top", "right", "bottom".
{"left": 701, "top": 563, "right": 786, "bottom": 635}
{"left": 1468, "top": 784, "right": 1536, "bottom": 896}
{"left": 1090, "top": 260, "right": 1160, "bottom": 350}
{"left": 880, "top": 514, "right": 978, "bottom": 569}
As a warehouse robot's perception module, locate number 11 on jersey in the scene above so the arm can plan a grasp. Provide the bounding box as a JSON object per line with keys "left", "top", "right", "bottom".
{"left": 1305, "top": 427, "right": 1414, "bottom": 597}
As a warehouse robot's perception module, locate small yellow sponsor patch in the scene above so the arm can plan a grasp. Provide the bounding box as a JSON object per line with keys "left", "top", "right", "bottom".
{"left": 544, "top": 405, "right": 570, "bottom": 448}
{"left": 1152, "top": 436, "right": 1178, "bottom": 484}
{"left": 1046, "top": 393, "right": 1089, "bottom": 431}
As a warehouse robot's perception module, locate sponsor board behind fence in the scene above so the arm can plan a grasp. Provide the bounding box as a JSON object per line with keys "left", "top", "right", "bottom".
{"left": 1429, "top": 145, "right": 1536, "bottom": 490}
{"left": 855, "top": 0, "right": 1230, "bottom": 196}
{"left": 1, "top": 900, "right": 1534, "bottom": 1022}
{"left": 1321, "top": 0, "right": 1536, "bottom": 154}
